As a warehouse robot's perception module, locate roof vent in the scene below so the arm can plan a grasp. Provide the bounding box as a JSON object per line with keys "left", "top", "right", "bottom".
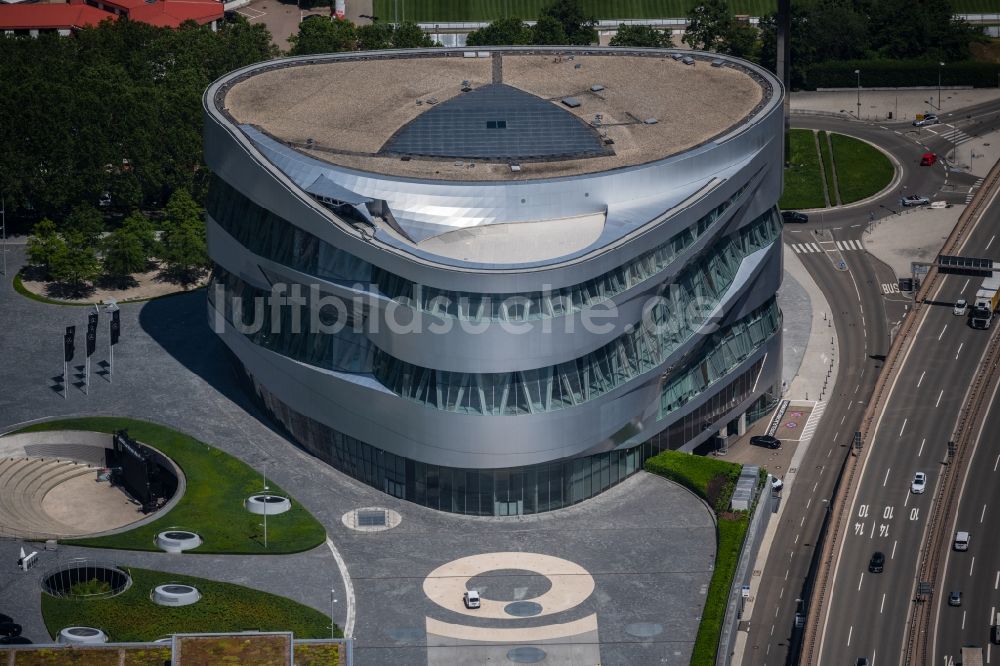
{"left": 461, "top": 79, "right": 471, "bottom": 92}
{"left": 426, "top": 97, "right": 438, "bottom": 105}
{"left": 682, "top": 56, "right": 695, "bottom": 65}
{"left": 574, "top": 63, "right": 582, "bottom": 69}
{"left": 711, "top": 59, "right": 724, "bottom": 67}
{"left": 415, "top": 99, "right": 423, "bottom": 105}
{"left": 561, "top": 97, "right": 581, "bottom": 108}
{"left": 671, "top": 53, "right": 683, "bottom": 61}
{"left": 593, "top": 113, "right": 603, "bottom": 126}
{"left": 643, "top": 118, "right": 658, "bottom": 125}
{"left": 590, "top": 84, "right": 605, "bottom": 92}
{"left": 509, "top": 164, "right": 521, "bottom": 172}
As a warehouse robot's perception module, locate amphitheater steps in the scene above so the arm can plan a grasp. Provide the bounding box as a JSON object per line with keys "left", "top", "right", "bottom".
{"left": 0, "top": 459, "right": 97, "bottom": 538}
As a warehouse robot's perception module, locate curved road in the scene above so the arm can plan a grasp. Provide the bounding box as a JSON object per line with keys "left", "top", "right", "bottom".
{"left": 741, "top": 96, "right": 1000, "bottom": 666}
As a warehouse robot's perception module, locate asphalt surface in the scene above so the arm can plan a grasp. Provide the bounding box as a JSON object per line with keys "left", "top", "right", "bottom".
{"left": 742, "top": 98, "right": 1000, "bottom": 666}
{"left": 932, "top": 354, "right": 1000, "bottom": 662}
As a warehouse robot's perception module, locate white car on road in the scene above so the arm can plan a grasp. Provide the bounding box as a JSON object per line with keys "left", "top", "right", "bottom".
{"left": 911, "top": 472, "right": 926, "bottom": 494}
{"left": 900, "top": 194, "right": 931, "bottom": 207}
{"left": 954, "top": 299, "right": 968, "bottom": 316}
{"left": 913, "top": 114, "right": 940, "bottom": 127}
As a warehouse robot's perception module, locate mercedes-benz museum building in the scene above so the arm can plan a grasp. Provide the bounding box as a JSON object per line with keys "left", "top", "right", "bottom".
{"left": 203, "top": 47, "right": 784, "bottom": 516}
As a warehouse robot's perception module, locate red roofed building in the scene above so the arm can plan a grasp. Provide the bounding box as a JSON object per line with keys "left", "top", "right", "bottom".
{"left": 0, "top": 3, "right": 117, "bottom": 36}
{"left": 0, "top": 0, "right": 222, "bottom": 35}
{"left": 81, "top": 0, "right": 223, "bottom": 29}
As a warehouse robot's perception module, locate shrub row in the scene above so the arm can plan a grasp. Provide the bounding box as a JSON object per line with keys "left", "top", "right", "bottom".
{"left": 804, "top": 59, "right": 1000, "bottom": 90}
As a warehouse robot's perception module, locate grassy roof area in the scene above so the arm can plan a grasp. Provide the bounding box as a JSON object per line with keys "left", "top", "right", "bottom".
{"left": 12, "top": 417, "right": 326, "bottom": 554}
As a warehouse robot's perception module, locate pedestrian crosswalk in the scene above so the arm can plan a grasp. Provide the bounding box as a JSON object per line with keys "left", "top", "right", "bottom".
{"left": 938, "top": 125, "right": 974, "bottom": 145}
{"left": 966, "top": 177, "right": 984, "bottom": 204}
{"left": 789, "top": 239, "right": 864, "bottom": 254}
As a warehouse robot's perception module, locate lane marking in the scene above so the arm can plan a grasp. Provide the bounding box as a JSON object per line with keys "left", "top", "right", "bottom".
{"left": 918, "top": 371, "right": 926, "bottom": 388}
{"left": 905, "top": 491, "right": 911, "bottom": 507}
{"left": 962, "top": 278, "right": 970, "bottom": 291}
{"left": 994, "top": 453, "right": 999, "bottom": 471}
{"left": 939, "top": 324, "right": 948, "bottom": 340}
{"left": 801, "top": 515, "right": 806, "bottom": 526}
{"left": 892, "top": 540, "right": 898, "bottom": 559}
{"left": 919, "top": 438, "right": 926, "bottom": 457}
{"left": 841, "top": 415, "right": 847, "bottom": 425}
{"left": 847, "top": 625, "right": 853, "bottom": 646}
{"left": 995, "top": 571, "right": 999, "bottom": 590}
{"left": 883, "top": 468, "right": 891, "bottom": 487}
{"left": 807, "top": 498, "right": 812, "bottom": 509}
{"left": 936, "top": 389, "right": 944, "bottom": 407}
{"left": 900, "top": 418, "right": 908, "bottom": 437}
{"left": 957, "top": 342, "right": 964, "bottom": 359}
{"left": 785, "top": 568, "right": 789, "bottom": 581}
{"left": 794, "top": 533, "right": 800, "bottom": 544}
{"left": 982, "top": 503, "right": 987, "bottom": 523}
{"left": 963, "top": 610, "right": 967, "bottom": 630}
{"left": 780, "top": 586, "right": 784, "bottom": 599}
{"left": 988, "top": 234, "right": 996, "bottom": 251}
{"left": 880, "top": 592, "right": 886, "bottom": 613}
{"left": 972, "top": 556, "right": 976, "bottom": 577}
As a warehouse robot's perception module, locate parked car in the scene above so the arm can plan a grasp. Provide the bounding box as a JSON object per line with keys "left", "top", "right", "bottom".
{"left": 920, "top": 152, "right": 937, "bottom": 166}
{"left": 911, "top": 472, "right": 927, "bottom": 494}
{"left": 901, "top": 194, "right": 931, "bottom": 207}
{"left": 750, "top": 435, "right": 781, "bottom": 449}
{"left": 954, "top": 299, "right": 968, "bottom": 316}
{"left": 770, "top": 476, "right": 784, "bottom": 492}
{"left": 868, "top": 551, "right": 885, "bottom": 573}
{"left": 949, "top": 590, "right": 962, "bottom": 606}
{"left": 0, "top": 623, "right": 21, "bottom": 638}
{"left": 463, "top": 590, "right": 481, "bottom": 609}
{"left": 913, "top": 114, "right": 940, "bottom": 127}
{"left": 781, "top": 210, "right": 809, "bottom": 224}
{"left": 0, "top": 636, "right": 30, "bottom": 645}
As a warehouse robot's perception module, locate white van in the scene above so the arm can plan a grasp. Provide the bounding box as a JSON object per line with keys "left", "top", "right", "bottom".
{"left": 463, "top": 590, "right": 481, "bottom": 609}
{"left": 954, "top": 531, "right": 970, "bottom": 551}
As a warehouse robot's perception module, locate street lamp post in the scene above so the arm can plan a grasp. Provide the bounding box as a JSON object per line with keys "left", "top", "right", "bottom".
{"left": 938, "top": 61, "right": 945, "bottom": 110}
{"left": 854, "top": 69, "right": 861, "bottom": 119}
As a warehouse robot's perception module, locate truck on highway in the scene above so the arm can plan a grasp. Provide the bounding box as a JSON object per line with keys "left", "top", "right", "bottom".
{"left": 970, "top": 274, "right": 1000, "bottom": 329}
{"left": 960, "top": 646, "right": 983, "bottom": 666}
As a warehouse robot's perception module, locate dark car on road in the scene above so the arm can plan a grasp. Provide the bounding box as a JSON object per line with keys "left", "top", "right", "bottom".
{"left": 750, "top": 435, "right": 781, "bottom": 449}
{"left": 781, "top": 210, "right": 809, "bottom": 224}
{"left": 0, "top": 636, "right": 30, "bottom": 645}
{"left": 0, "top": 623, "right": 22, "bottom": 638}
{"left": 868, "top": 551, "right": 885, "bottom": 573}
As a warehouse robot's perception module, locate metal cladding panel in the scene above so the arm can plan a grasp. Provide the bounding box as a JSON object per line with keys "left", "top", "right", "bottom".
{"left": 216, "top": 304, "right": 781, "bottom": 470}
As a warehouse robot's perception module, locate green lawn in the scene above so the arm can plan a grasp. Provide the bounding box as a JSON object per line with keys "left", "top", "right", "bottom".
{"left": 41, "top": 567, "right": 338, "bottom": 642}
{"left": 830, "top": 133, "right": 894, "bottom": 204}
{"left": 817, "top": 130, "right": 838, "bottom": 205}
{"left": 373, "top": 1, "right": 990, "bottom": 21}
{"left": 644, "top": 449, "right": 750, "bottom": 666}
{"left": 779, "top": 129, "right": 826, "bottom": 210}
{"left": 13, "top": 417, "right": 326, "bottom": 554}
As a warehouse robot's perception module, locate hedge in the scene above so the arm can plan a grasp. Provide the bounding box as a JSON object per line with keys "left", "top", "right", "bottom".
{"left": 804, "top": 59, "right": 1000, "bottom": 90}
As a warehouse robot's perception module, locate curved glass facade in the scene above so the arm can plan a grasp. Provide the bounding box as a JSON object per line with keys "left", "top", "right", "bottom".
{"left": 208, "top": 208, "right": 779, "bottom": 415}
{"left": 206, "top": 175, "right": 756, "bottom": 321}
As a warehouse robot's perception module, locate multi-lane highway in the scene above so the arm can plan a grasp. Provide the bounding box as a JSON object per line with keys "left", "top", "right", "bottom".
{"left": 932, "top": 354, "right": 1000, "bottom": 663}
{"left": 742, "top": 97, "right": 1000, "bottom": 665}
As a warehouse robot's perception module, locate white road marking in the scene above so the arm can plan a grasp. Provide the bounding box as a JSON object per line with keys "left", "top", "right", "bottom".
{"left": 962, "top": 278, "right": 970, "bottom": 291}
{"left": 771, "top": 624, "right": 775, "bottom": 636}
{"left": 785, "top": 568, "right": 789, "bottom": 581}
{"left": 905, "top": 491, "right": 911, "bottom": 507}
{"left": 957, "top": 342, "right": 965, "bottom": 359}
{"left": 794, "top": 533, "right": 799, "bottom": 544}
{"left": 936, "top": 389, "right": 944, "bottom": 407}
{"left": 995, "top": 571, "right": 999, "bottom": 589}
{"left": 800, "top": 515, "right": 806, "bottom": 526}
{"left": 972, "top": 556, "right": 976, "bottom": 576}
{"left": 780, "top": 586, "right": 784, "bottom": 599}
{"left": 806, "top": 498, "right": 812, "bottom": 509}
{"left": 962, "top": 610, "right": 967, "bottom": 630}
{"left": 841, "top": 415, "right": 847, "bottom": 425}
{"left": 847, "top": 625, "right": 853, "bottom": 646}
{"left": 883, "top": 468, "right": 891, "bottom": 487}
{"left": 939, "top": 324, "right": 948, "bottom": 340}
{"left": 775, "top": 605, "right": 779, "bottom": 617}
{"left": 919, "top": 438, "right": 926, "bottom": 457}
{"left": 881, "top": 592, "right": 886, "bottom": 613}
{"left": 813, "top": 481, "right": 819, "bottom": 492}
{"left": 988, "top": 234, "right": 996, "bottom": 251}
{"left": 994, "top": 453, "right": 999, "bottom": 471}
{"left": 918, "top": 371, "right": 926, "bottom": 387}
{"left": 892, "top": 540, "right": 898, "bottom": 559}
{"left": 900, "top": 418, "right": 908, "bottom": 437}
{"left": 992, "top": 606, "right": 996, "bottom": 625}
{"left": 982, "top": 503, "right": 987, "bottom": 523}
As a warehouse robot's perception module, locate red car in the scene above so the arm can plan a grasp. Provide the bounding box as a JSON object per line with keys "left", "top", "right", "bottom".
{"left": 920, "top": 152, "right": 937, "bottom": 166}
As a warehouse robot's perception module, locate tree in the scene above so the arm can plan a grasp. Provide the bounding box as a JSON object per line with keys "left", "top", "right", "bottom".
{"left": 466, "top": 17, "right": 533, "bottom": 46}
{"left": 683, "top": 0, "right": 734, "bottom": 51}
{"left": 159, "top": 219, "right": 208, "bottom": 285}
{"left": 50, "top": 231, "right": 100, "bottom": 295}
{"left": 540, "top": 0, "right": 597, "bottom": 46}
{"left": 392, "top": 22, "right": 436, "bottom": 48}
{"left": 101, "top": 225, "right": 147, "bottom": 287}
{"left": 26, "top": 219, "right": 64, "bottom": 278}
{"left": 721, "top": 21, "right": 758, "bottom": 60}
{"left": 531, "top": 16, "right": 568, "bottom": 45}
{"left": 609, "top": 24, "right": 673, "bottom": 48}
{"left": 758, "top": 5, "right": 816, "bottom": 88}
{"left": 121, "top": 211, "right": 158, "bottom": 259}
{"left": 64, "top": 203, "right": 105, "bottom": 245}
{"left": 164, "top": 188, "right": 201, "bottom": 228}
{"left": 288, "top": 17, "right": 357, "bottom": 55}
{"left": 357, "top": 22, "right": 393, "bottom": 50}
